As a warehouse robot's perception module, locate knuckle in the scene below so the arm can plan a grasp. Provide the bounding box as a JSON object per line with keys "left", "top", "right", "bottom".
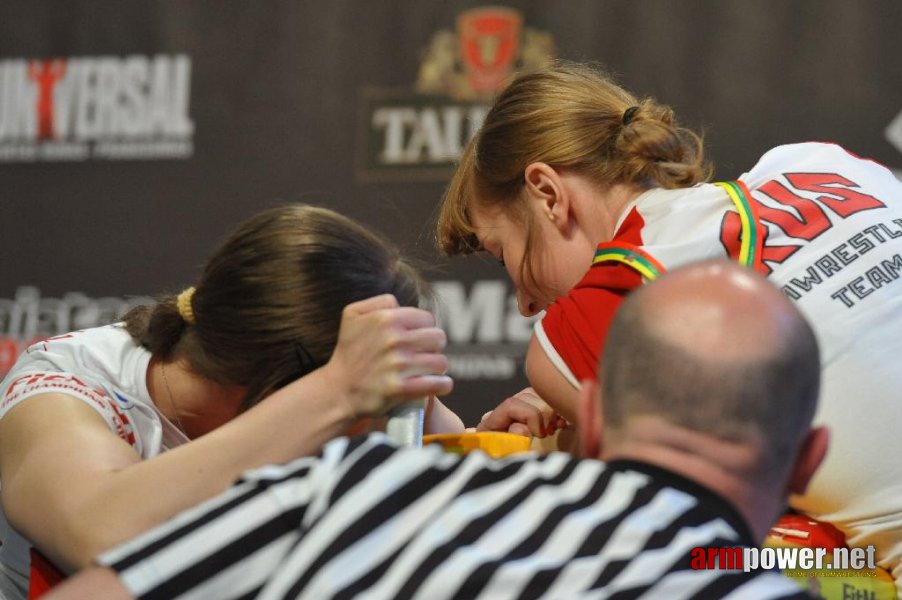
{"left": 425, "top": 326, "right": 445, "bottom": 343}
{"left": 383, "top": 332, "right": 404, "bottom": 349}
{"left": 373, "top": 307, "right": 401, "bottom": 328}
{"left": 416, "top": 308, "right": 436, "bottom": 327}
{"left": 376, "top": 310, "right": 396, "bottom": 327}
{"left": 387, "top": 351, "right": 408, "bottom": 370}
{"left": 385, "top": 373, "right": 404, "bottom": 395}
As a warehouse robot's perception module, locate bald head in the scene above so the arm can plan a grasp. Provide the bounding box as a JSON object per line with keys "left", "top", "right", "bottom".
{"left": 600, "top": 260, "right": 820, "bottom": 470}
{"left": 643, "top": 261, "right": 802, "bottom": 363}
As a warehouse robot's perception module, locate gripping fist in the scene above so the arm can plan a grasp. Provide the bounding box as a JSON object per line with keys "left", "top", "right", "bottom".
{"left": 476, "top": 387, "right": 566, "bottom": 438}
{"left": 324, "top": 294, "right": 453, "bottom": 417}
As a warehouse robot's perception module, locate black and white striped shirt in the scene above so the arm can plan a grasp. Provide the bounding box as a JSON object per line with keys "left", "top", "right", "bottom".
{"left": 99, "top": 434, "right": 809, "bottom": 599}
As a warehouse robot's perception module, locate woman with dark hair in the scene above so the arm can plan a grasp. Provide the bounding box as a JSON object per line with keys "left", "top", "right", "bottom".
{"left": 0, "top": 204, "right": 456, "bottom": 599}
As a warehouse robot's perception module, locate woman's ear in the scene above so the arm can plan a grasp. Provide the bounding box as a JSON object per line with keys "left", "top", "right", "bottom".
{"left": 524, "top": 162, "right": 569, "bottom": 235}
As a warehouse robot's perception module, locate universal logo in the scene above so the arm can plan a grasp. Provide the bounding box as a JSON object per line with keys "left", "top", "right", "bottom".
{"left": 356, "top": 7, "right": 555, "bottom": 182}
{"left": 0, "top": 54, "right": 194, "bottom": 163}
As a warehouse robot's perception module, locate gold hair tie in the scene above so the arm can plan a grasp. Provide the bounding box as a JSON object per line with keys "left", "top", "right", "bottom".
{"left": 176, "top": 287, "right": 196, "bottom": 325}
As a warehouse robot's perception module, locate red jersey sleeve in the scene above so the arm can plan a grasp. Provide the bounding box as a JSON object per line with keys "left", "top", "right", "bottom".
{"left": 537, "top": 206, "right": 649, "bottom": 383}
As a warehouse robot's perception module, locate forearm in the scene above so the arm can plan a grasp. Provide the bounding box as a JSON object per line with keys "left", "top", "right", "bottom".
{"left": 525, "top": 335, "right": 580, "bottom": 424}
{"left": 9, "top": 368, "right": 353, "bottom": 572}
{"left": 7, "top": 296, "right": 452, "bottom": 571}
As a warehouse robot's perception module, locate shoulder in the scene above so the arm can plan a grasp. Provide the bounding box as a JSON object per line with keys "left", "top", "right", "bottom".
{"left": 536, "top": 268, "right": 630, "bottom": 383}
{"left": 625, "top": 184, "right": 736, "bottom": 250}
{"left": 630, "top": 183, "right": 729, "bottom": 220}
{"left": 242, "top": 436, "right": 592, "bottom": 533}
{"left": 2, "top": 324, "right": 148, "bottom": 402}
{"left": 242, "top": 433, "right": 458, "bottom": 492}
{"left": 6, "top": 325, "right": 139, "bottom": 373}
{"left": 0, "top": 325, "right": 155, "bottom": 451}
{"left": 330, "top": 436, "right": 594, "bottom": 499}
{"left": 743, "top": 141, "right": 896, "bottom": 185}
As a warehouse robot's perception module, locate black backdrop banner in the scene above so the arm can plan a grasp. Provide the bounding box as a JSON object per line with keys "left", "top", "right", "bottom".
{"left": 2, "top": 0, "right": 901, "bottom": 425}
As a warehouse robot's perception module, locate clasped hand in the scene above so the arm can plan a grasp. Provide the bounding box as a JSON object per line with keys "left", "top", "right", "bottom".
{"left": 476, "top": 387, "right": 567, "bottom": 439}
{"left": 324, "top": 294, "right": 454, "bottom": 417}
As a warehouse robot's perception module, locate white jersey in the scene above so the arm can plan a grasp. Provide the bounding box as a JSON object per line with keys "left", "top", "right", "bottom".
{"left": 538, "top": 142, "right": 902, "bottom": 586}
{"left": 0, "top": 325, "right": 188, "bottom": 599}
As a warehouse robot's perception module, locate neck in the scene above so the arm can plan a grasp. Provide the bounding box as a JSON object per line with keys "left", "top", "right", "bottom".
{"left": 577, "top": 181, "right": 646, "bottom": 243}
{"left": 601, "top": 416, "right": 785, "bottom": 542}
{"left": 148, "top": 357, "right": 246, "bottom": 439}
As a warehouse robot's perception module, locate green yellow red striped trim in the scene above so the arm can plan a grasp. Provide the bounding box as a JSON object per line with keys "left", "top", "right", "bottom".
{"left": 593, "top": 180, "right": 764, "bottom": 281}
{"left": 715, "top": 180, "right": 763, "bottom": 271}
{"left": 592, "top": 242, "right": 666, "bottom": 281}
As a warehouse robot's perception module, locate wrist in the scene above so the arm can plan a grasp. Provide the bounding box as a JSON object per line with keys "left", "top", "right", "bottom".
{"left": 316, "top": 361, "right": 358, "bottom": 422}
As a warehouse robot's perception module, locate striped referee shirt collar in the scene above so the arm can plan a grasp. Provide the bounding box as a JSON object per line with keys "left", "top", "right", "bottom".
{"left": 605, "top": 458, "right": 756, "bottom": 547}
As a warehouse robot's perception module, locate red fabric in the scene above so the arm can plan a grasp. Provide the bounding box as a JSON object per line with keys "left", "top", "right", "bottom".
{"left": 540, "top": 207, "right": 647, "bottom": 381}
{"left": 28, "top": 548, "right": 65, "bottom": 599}
{"left": 768, "top": 514, "right": 848, "bottom": 550}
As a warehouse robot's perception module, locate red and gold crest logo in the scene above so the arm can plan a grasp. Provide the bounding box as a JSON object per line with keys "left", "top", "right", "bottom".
{"left": 358, "top": 6, "right": 556, "bottom": 180}
{"left": 416, "top": 7, "right": 554, "bottom": 101}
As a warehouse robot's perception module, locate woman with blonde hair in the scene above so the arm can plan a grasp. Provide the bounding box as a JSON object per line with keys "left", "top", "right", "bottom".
{"left": 0, "top": 204, "right": 456, "bottom": 598}
{"left": 437, "top": 61, "right": 902, "bottom": 586}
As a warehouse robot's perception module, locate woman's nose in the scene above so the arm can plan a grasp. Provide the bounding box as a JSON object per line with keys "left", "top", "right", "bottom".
{"left": 516, "top": 291, "right": 542, "bottom": 317}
